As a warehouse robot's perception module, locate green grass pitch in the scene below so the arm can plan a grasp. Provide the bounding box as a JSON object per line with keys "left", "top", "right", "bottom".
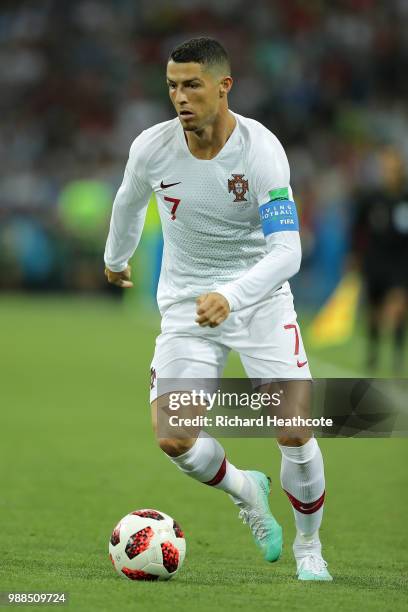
{"left": 0, "top": 295, "right": 407, "bottom": 611}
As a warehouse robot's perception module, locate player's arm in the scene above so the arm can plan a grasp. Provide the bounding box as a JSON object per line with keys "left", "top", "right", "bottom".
{"left": 215, "top": 134, "right": 301, "bottom": 312}
{"left": 104, "top": 135, "right": 152, "bottom": 288}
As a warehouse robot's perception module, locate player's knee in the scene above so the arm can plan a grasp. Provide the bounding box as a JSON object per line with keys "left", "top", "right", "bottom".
{"left": 157, "top": 437, "right": 193, "bottom": 457}
{"left": 277, "top": 435, "right": 312, "bottom": 447}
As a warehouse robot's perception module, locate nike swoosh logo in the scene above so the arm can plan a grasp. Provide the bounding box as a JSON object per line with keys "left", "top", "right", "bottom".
{"left": 160, "top": 180, "right": 181, "bottom": 189}
{"left": 299, "top": 500, "right": 320, "bottom": 512}
{"left": 297, "top": 360, "right": 308, "bottom": 368}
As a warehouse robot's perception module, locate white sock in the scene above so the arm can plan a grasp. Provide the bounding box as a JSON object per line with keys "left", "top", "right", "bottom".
{"left": 169, "top": 432, "right": 252, "bottom": 502}
{"left": 278, "top": 438, "right": 325, "bottom": 537}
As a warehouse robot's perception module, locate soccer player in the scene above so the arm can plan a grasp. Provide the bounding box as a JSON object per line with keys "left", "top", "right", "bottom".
{"left": 104, "top": 37, "right": 332, "bottom": 581}
{"left": 352, "top": 145, "right": 408, "bottom": 374}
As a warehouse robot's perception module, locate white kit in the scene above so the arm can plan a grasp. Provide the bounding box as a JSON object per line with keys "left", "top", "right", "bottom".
{"left": 104, "top": 111, "right": 311, "bottom": 397}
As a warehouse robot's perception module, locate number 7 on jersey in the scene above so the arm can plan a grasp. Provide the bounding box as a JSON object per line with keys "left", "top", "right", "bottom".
{"left": 164, "top": 196, "right": 181, "bottom": 220}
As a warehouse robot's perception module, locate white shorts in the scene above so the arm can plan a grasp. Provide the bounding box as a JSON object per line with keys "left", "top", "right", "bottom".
{"left": 150, "top": 287, "right": 311, "bottom": 402}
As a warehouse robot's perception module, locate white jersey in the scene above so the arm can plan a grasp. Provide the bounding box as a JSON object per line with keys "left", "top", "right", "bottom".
{"left": 104, "top": 111, "right": 301, "bottom": 314}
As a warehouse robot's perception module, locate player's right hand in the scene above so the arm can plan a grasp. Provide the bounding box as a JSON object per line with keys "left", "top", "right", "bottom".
{"left": 195, "top": 292, "right": 230, "bottom": 327}
{"left": 104, "top": 264, "right": 133, "bottom": 288}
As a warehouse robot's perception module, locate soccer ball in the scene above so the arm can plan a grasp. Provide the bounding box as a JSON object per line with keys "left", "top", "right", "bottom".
{"left": 109, "top": 509, "right": 186, "bottom": 581}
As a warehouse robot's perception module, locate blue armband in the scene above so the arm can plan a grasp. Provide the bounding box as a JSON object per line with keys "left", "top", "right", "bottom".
{"left": 259, "top": 200, "right": 299, "bottom": 236}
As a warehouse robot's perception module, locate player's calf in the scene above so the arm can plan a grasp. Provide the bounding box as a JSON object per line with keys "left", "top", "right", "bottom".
{"left": 278, "top": 438, "right": 325, "bottom": 537}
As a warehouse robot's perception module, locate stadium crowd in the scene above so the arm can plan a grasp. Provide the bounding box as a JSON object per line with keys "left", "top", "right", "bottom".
{"left": 1, "top": 0, "right": 408, "bottom": 302}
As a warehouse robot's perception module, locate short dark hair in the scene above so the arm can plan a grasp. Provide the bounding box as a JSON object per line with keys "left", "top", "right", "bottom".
{"left": 169, "top": 37, "right": 231, "bottom": 74}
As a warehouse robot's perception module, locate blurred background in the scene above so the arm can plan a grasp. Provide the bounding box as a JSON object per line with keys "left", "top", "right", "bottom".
{"left": 1, "top": 0, "right": 408, "bottom": 374}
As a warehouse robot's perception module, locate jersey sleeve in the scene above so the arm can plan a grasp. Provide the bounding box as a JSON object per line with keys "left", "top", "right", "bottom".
{"left": 215, "top": 130, "right": 301, "bottom": 311}
{"left": 104, "top": 134, "right": 152, "bottom": 272}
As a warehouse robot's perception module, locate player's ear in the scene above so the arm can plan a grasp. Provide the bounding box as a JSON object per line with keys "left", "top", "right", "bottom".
{"left": 219, "top": 76, "right": 233, "bottom": 98}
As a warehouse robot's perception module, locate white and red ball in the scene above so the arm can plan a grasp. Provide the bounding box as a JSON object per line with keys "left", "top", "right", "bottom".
{"left": 109, "top": 509, "right": 186, "bottom": 581}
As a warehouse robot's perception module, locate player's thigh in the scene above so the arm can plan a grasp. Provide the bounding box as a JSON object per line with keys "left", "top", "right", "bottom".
{"left": 150, "top": 332, "right": 228, "bottom": 448}
{"left": 236, "top": 290, "right": 312, "bottom": 380}
{"left": 236, "top": 291, "right": 312, "bottom": 444}
{"left": 150, "top": 332, "right": 229, "bottom": 402}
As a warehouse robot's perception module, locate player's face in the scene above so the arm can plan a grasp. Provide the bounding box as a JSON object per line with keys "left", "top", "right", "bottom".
{"left": 166, "top": 61, "right": 228, "bottom": 131}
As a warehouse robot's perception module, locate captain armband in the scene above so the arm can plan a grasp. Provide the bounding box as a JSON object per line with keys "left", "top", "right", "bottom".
{"left": 259, "top": 188, "right": 299, "bottom": 237}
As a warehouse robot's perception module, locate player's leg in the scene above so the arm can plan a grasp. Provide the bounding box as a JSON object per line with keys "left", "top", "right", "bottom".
{"left": 236, "top": 289, "right": 331, "bottom": 579}
{"left": 394, "top": 317, "right": 407, "bottom": 374}
{"left": 273, "top": 382, "right": 325, "bottom": 542}
{"left": 365, "top": 278, "right": 383, "bottom": 371}
{"left": 150, "top": 327, "right": 253, "bottom": 504}
{"left": 150, "top": 320, "right": 281, "bottom": 562}
{"left": 254, "top": 381, "right": 326, "bottom": 545}
{"left": 382, "top": 287, "right": 408, "bottom": 373}
{"left": 274, "top": 385, "right": 329, "bottom": 581}
{"left": 151, "top": 397, "right": 252, "bottom": 502}
{"left": 250, "top": 379, "right": 330, "bottom": 580}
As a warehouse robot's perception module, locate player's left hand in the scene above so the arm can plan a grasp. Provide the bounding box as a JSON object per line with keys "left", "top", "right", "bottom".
{"left": 195, "top": 293, "right": 230, "bottom": 327}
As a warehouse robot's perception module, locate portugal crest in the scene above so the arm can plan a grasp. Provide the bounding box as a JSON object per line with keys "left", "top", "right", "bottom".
{"left": 228, "top": 174, "right": 249, "bottom": 202}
